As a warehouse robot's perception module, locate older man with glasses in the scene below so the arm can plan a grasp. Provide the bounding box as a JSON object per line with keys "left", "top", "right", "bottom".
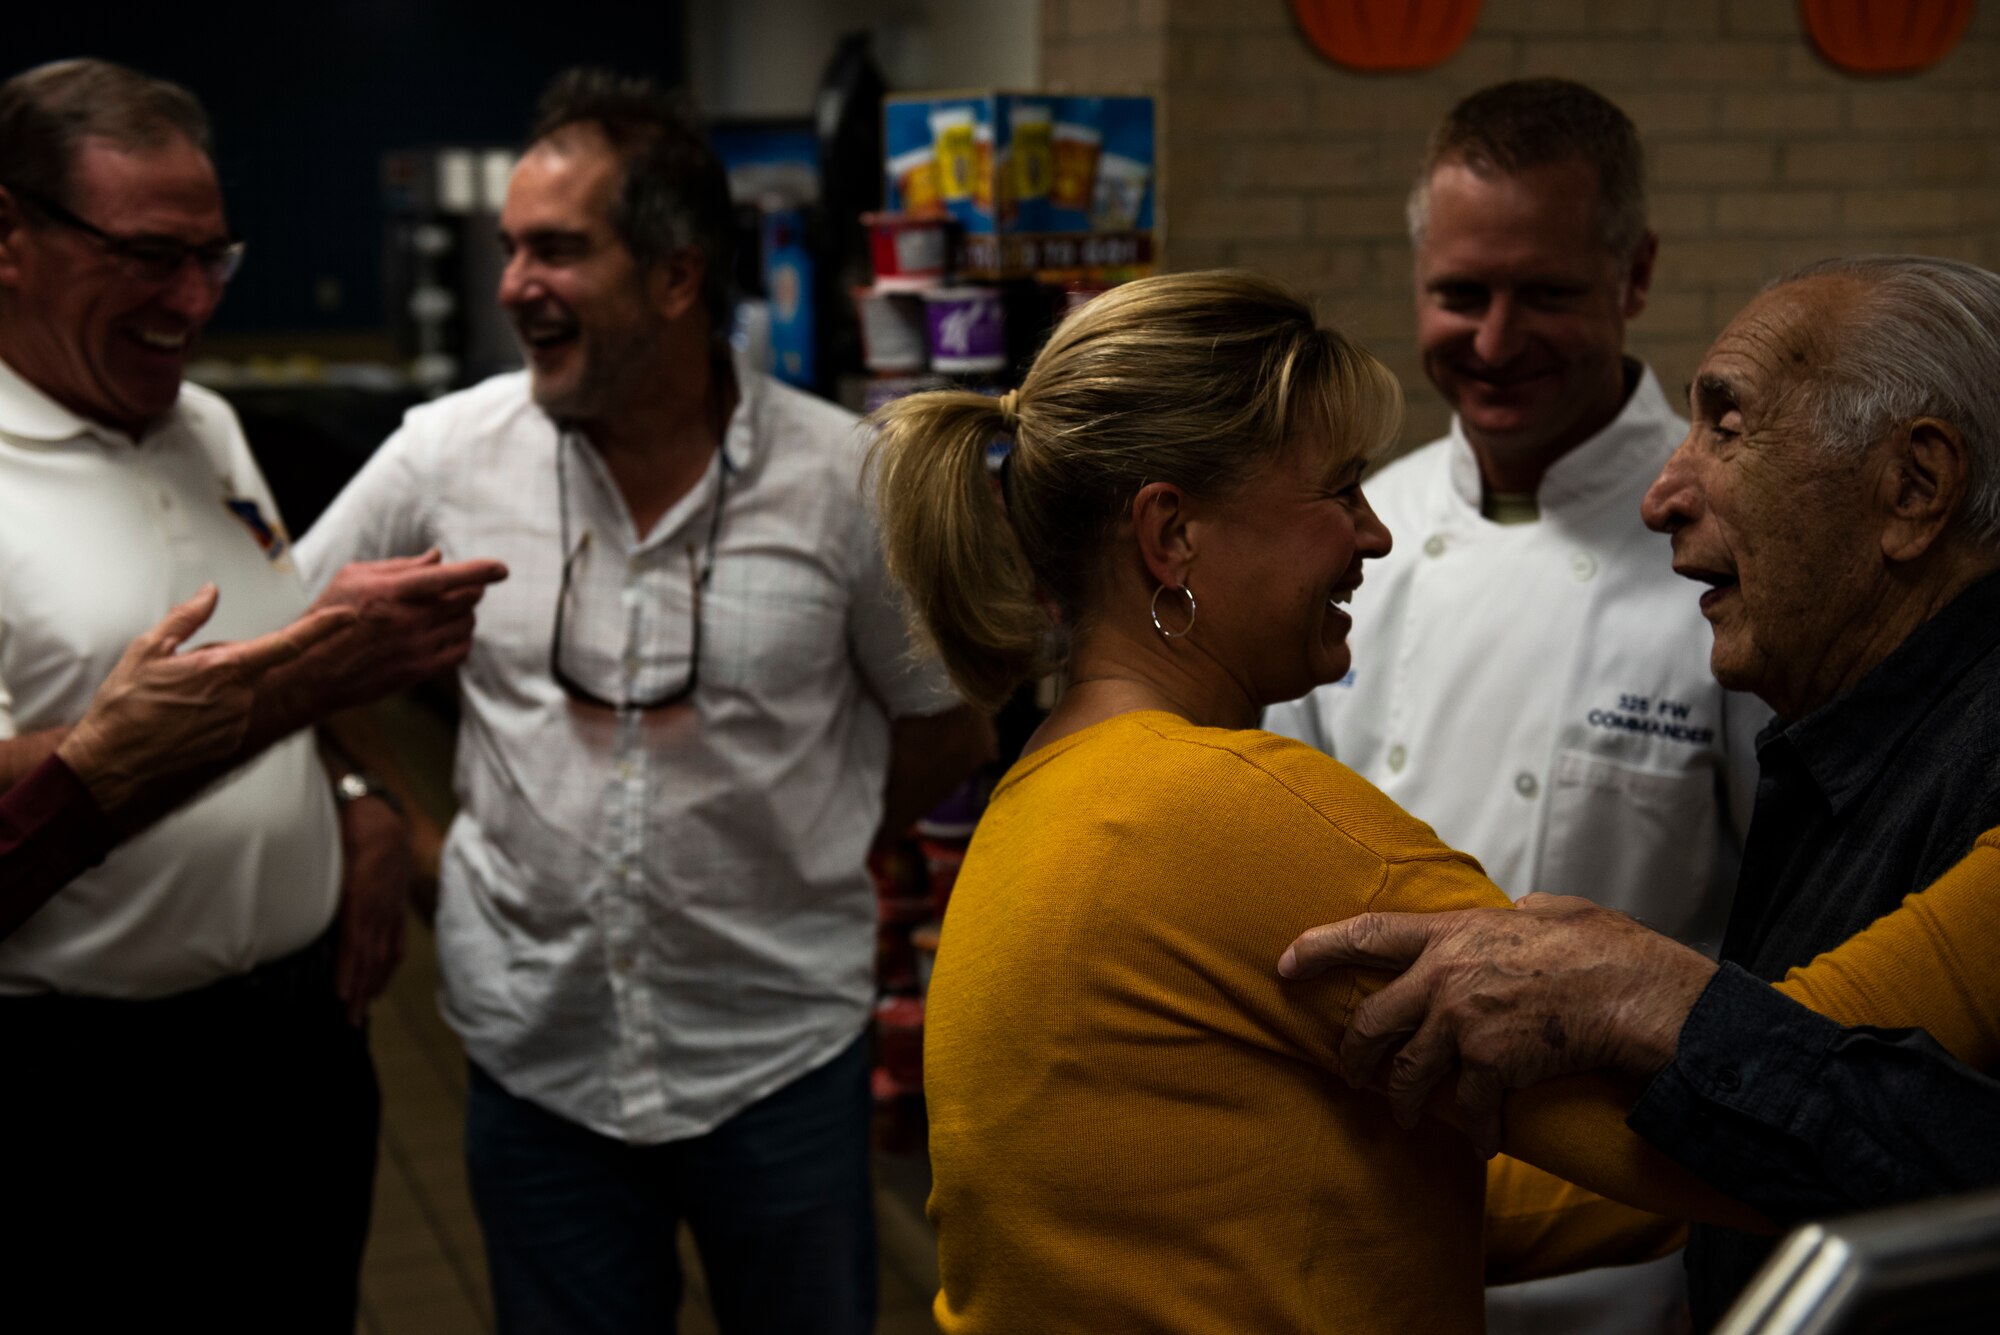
{"left": 0, "top": 58, "right": 506, "bottom": 1333}
{"left": 4, "top": 181, "right": 247, "bottom": 284}
{"left": 297, "top": 69, "right": 990, "bottom": 1335}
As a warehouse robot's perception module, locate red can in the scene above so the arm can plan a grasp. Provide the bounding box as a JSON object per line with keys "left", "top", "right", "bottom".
{"left": 864, "top": 211, "right": 951, "bottom": 290}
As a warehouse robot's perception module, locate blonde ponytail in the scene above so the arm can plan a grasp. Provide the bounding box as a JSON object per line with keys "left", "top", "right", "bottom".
{"left": 868, "top": 391, "right": 1049, "bottom": 710}
{"left": 870, "top": 270, "right": 1403, "bottom": 711}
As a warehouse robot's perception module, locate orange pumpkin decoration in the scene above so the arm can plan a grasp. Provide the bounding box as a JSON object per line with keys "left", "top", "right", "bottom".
{"left": 1801, "top": 0, "right": 1974, "bottom": 74}
{"left": 1291, "top": 0, "right": 1483, "bottom": 72}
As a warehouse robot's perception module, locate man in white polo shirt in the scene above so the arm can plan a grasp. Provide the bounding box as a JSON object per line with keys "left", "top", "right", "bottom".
{"left": 0, "top": 59, "right": 504, "bottom": 1333}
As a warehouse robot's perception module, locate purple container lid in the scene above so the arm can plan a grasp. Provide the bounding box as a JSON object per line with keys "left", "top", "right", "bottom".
{"left": 922, "top": 287, "right": 1008, "bottom": 373}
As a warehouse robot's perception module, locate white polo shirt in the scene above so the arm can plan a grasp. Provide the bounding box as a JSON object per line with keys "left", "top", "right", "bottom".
{"left": 0, "top": 356, "right": 340, "bottom": 998}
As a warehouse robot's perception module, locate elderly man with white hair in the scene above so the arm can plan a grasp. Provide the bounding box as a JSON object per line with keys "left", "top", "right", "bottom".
{"left": 1281, "top": 254, "right": 2000, "bottom": 1328}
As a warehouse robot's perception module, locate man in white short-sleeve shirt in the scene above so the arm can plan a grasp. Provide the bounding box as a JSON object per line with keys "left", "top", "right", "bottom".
{"left": 298, "top": 70, "right": 990, "bottom": 1335}
{"left": 1265, "top": 79, "right": 1769, "bottom": 1334}
{"left": 0, "top": 59, "right": 504, "bottom": 1334}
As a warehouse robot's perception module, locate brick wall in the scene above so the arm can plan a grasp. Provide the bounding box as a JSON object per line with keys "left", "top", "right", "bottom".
{"left": 1041, "top": 0, "right": 2000, "bottom": 448}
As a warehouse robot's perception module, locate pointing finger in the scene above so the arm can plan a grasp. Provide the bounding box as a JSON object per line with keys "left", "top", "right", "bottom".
{"left": 385, "top": 558, "right": 510, "bottom": 601}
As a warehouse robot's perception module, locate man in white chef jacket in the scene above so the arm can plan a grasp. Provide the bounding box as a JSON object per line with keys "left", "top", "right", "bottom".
{"left": 1266, "top": 77, "right": 1769, "bottom": 1333}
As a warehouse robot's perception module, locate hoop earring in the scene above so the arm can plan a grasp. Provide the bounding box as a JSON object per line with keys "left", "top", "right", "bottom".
{"left": 1150, "top": 583, "right": 1197, "bottom": 639}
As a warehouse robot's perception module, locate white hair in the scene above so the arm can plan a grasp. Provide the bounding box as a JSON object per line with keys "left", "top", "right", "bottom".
{"left": 1775, "top": 255, "right": 2000, "bottom": 546}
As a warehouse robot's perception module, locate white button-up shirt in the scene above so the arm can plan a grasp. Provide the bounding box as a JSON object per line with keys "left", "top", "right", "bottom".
{"left": 297, "top": 362, "right": 958, "bottom": 1142}
{"left": 1267, "top": 367, "right": 1770, "bottom": 955}
{"left": 0, "top": 357, "right": 339, "bottom": 997}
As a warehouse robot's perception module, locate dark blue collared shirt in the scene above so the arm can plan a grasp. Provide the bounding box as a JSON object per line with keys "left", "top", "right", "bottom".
{"left": 1627, "top": 567, "right": 2000, "bottom": 1329}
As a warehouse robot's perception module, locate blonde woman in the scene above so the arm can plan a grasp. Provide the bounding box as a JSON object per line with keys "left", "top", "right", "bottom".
{"left": 868, "top": 271, "right": 1997, "bottom": 1331}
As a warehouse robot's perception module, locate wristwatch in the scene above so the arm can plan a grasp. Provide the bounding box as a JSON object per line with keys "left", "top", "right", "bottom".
{"left": 334, "top": 770, "right": 405, "bottom": 816}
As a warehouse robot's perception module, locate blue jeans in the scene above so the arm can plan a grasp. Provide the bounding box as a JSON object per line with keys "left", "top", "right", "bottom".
{"left": 466, "top": 1034, "right": 877, "bottom": 1335}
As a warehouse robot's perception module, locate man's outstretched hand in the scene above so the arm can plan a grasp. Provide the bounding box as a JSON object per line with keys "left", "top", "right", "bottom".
{"left": 275, "top": 550, "right": 509, "bottom": 716}
{"left": 57, "top": 585, "right": 354, "bottom": 813}
{"left": 1278, "top": 893, "right": 1718, "bottom": 1156}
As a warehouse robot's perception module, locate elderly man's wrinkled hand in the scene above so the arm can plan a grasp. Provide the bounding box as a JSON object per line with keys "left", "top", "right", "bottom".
{"left": 56, "top": 586, "right": 355, "bottom": 812}
{"left": 1278, "top": 894, "right": 1718, "bottom": 1157}
{"left": 292, "top": 550, "right": 509, "bottom": 709}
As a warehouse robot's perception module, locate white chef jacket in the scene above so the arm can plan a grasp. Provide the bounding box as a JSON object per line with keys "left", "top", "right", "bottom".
{"left": 0, "top": 356, "right": 340, "bottom": 997}
{"left": 1265, "top": 366, "right": 1768, "bottom": 953}
{"left": 296, "top": 360, "right": 960, "bottom": 1144}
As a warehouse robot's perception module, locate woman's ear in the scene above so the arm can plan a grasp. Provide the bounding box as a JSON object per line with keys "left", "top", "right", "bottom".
{"left": 1131, "top": 481, "right": 1195, "bottom": 589}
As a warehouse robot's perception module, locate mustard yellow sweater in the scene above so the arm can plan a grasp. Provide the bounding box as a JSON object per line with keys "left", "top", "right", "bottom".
{"left": 925, "top": 713, "right": 1755, "bottom": 1334}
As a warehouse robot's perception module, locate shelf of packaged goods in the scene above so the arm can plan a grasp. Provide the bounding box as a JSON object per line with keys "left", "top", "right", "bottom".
{"left": 953, "top": 230, "right": 1154, "bottom": 281}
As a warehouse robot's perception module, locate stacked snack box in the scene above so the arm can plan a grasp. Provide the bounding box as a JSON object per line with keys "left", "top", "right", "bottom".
{"left": 881, "top": 92, "right": 1155, "bottom": 264}
{"left": 863, "top": 93, "right": 1153, "bottom": 1148}
{"left": 854, "top": 91, "right": 1155, "bottom": 420}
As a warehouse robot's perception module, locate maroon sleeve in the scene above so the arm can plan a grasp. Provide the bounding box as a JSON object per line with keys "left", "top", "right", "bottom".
{"left": 1, "top": 755, "right": 114, "bottom": 940}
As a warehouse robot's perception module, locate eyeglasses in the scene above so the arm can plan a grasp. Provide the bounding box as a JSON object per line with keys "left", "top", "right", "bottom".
{"left": 551, "top": 434, "right": 729, "bottom": 711}
{"left": 7, "top": 184, "right": 246, "bottom": 285}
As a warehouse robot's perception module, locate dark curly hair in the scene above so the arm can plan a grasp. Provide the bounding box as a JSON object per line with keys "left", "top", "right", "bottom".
{"left": 531, "top": 68, "right": 735, "bottom": 332}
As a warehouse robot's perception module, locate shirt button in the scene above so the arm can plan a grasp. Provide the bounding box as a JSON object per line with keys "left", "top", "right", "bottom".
{"left": 1715, "top": 1066, "right": 1741, "bottom": 1093}
{"left": 158, "top": 490, "right": 173, "bottom": 510}
{"left": 1387, "top": 745, "right": 1407, "bottom": 773}
{"left": 1571, "top": 552, "right": 1597, "bottom": 582}
{"left": 1423, "top": 535, "right": 1446, "bottom": 558}
{"left": 1514, "top": 772, "right": 1539, "bottom": 798}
